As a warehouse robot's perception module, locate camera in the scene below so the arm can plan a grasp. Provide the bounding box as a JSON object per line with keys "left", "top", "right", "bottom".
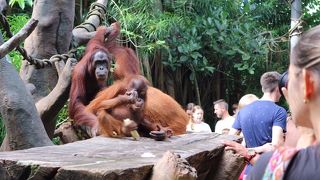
{"left": 279, "top": 71, "right": 288, "bottom": 96}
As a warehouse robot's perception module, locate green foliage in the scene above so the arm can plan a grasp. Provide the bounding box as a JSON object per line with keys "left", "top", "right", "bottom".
{"left": 55, "top": 104, "right": 69, "bottom": 128}
{"left": 107, "top": 0, "right": 319, "bottom": 125}
{"left": 52, "top": 104, "right": 69, "bottom": 145}
{"left": 5, "top": 14, "right": 30, "bottom": 34}
{"left": 8, "top": 51, "right": 22, "bottom": 70}
{"left": 108, "top": 0, "right": 277, "bottom": 93}
{"left": 2, "top": 14, "right": 30, "bottom": 70}
{"left": 9, "top": 0, "right": 33, "bottom": 10}
{"left": 0, "top": 116, "right": 6, "bottom": 144}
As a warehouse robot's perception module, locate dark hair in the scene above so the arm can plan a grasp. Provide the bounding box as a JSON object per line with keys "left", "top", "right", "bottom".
{"left": 291, "top": 25, "right": 320, "bottom": 72}
{"left": 213, "top": 99, "right": 228, "bottom": 110}
{"left": 278, "top": 71, "right": 288, "bottom": 96}
{"left": 186, "top": 103, "right": 195, "bottom": 111}
{"left": 232, "top": 103, "right": 238, "bottom": 111}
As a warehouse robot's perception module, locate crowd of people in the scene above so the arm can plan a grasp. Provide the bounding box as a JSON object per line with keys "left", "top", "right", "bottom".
{"left": 186, "top": 24, "right": 320, "bottom": 180}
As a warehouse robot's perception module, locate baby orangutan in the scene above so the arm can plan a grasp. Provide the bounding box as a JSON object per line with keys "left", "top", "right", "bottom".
{"left": 85, "top": 75, "right": 173, "bottom": 139}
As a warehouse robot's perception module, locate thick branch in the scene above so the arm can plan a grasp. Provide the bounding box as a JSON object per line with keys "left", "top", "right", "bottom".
{"left": 0, "top": 58, "right": 53, "bottom": 151}
{"left": 36, "top": 58, "right": 77, "bottom": 138}
{"left": 0, "top": 18, "right": 38, "bottom": 59}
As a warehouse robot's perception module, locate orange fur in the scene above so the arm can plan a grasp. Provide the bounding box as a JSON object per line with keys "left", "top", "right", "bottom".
{"left": 87, "top": 22, "right": 189, "bottom": 137}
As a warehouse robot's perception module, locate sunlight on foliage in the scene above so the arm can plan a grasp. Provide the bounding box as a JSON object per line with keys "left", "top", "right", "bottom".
{"left": 9, "top": 0, "right": 33, "bottom": 10}
{"left": 55, "top": 104, "right": 69, "bottom": 128}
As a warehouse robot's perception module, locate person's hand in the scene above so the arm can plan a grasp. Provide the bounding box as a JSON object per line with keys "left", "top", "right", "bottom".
{"left": 259, "top": 143, "right": 274, "bottom": 153}
{"left": 223, "top": 140, "right": 249, "bottom": 159}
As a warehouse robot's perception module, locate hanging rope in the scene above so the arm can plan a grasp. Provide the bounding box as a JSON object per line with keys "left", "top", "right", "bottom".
{"left": 288, "top": 18, "right": 303, "bottom": 38}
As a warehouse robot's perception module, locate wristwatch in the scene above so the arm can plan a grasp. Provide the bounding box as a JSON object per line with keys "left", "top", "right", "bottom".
{"left": 245, "top": 149, "right": 257, "bottom": 163}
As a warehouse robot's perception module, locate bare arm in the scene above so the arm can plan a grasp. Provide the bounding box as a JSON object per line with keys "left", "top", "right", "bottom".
{"left": 223, "top": 141, "right": 260, "bottom": 165}
{"left": 251, "top": 126, "right": 284, "bottom": 153}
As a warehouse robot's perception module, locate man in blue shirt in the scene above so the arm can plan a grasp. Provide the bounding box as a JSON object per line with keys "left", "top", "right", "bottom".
{"left": 229, "top": 71, "right": 287, "bottom": 177}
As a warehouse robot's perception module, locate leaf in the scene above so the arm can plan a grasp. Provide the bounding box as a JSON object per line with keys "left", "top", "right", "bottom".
{"left": 177, "top": 46, "right": 184, "bottom": 53}
{"left": 192, "top": 27, "right": 196, "bottom": 35}
{"left": 214, "top": 19, "right": 223, "bottom": 31}
{"left": 226, "top": 50, "right": 236, "bottom": 55}
{"left": 155, "top": 40, "right": 165, "bottom": 45}
{"left": 242, "top": 53, "right": 250, "bottom": 61}
{"left": 191, "top": 52, "right": 202, "bottom": 59}
{"left": 206, "top": 29, "right": 216, "bottom": 36}
{"left": 17, "top": 0, "right": 25, "bottom": 9}
{"left": 180, "top": 55, "right": 188, "bottom": 62}
{"left": 26, "top": 0, "right": 32, "bottom": 7}
{"left": 207, "top": 17, "right": 212, "bottom": 25}
{"left": 206, "top": 66, "right": 215, "bottom": 73}
{"left": 234, "top": 63, "right": 241, "bottom": 68}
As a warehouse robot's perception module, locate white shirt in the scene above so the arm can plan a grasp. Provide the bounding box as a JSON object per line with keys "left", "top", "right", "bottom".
{"left": 187, "top": 122, "right": 212, "bottom": 133}
{"left": 214, "top": 116, "right": 235, "bottom": 134}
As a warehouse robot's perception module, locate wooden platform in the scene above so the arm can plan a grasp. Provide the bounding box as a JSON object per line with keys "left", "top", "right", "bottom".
{"left": 0, "top": 133, "right": 245, "bottom": 180}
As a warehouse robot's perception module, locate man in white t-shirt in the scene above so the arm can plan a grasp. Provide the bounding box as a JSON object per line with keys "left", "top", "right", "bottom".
{"left": 213, "top": 99, "right": 235, "bottom": 134}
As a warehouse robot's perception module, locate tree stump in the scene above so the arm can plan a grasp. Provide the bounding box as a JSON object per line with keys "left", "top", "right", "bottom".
{"left": 0, "top": 133, "right": 245, "bottom": 180}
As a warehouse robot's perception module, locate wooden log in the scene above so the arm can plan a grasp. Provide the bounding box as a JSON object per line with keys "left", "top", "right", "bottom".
{"left": 0, "top": 133, "right": 245, "bottom": 179}
{"left": 151, "top": 151, "right": 197, "bottom": 180}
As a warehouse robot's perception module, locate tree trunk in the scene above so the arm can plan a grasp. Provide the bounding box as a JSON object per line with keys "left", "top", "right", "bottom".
{"left": 154, "top": 50, "right": 164, "bottom": 90}
{"left": 142, "top": 55, "right": 153, "bottom": 85}
{"left": 164, "top": 70, "right": 176, "bottom": 98}
{"left": 19, "top": 0, "right": 75, "bottom": 138}
{"left": 0, "top": 19, "right": 53, "bottom": 151}
{"left": 175, "top": 67, "right": 184, "bottom": 104}
{"left": 194, "top": 73, "right": 201, "bottom": 106}
{"left": 290, "top": 0, "right": 301, "bottom": 52}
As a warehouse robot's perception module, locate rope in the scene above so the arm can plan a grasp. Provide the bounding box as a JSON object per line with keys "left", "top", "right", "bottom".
{"left": 74, "top": 2, "right": 107, "bottom": 32}
{"left": 0, "top": 13, "right": 78, "bottom": 69}
{"left": 22, "top": 48, "right": 77, "bottom": 69}
{"left": 288, "top": 18, "right": 303, "bottom": 38}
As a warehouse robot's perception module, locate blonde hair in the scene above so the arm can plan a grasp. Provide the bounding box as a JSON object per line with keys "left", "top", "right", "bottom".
{"left": 191, "top": 105, "right": 204, "bottom": 123}
{"left": 238, "top": 94, "right": 258, "bottom": 109}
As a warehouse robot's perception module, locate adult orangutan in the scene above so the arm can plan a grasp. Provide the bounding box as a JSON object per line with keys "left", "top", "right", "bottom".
{"left": 68, "top": 26, "right": 113, "bottom": 132}
{"left": 85, "top": 22, "right": 189, "bottom": 137}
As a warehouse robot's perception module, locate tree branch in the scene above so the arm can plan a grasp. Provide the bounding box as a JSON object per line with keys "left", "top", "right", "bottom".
{"left": 35, "top": 58, "right": 77, "bottom": 138}
{"left": 0, "top": 18, "right": 38, "bottom": 59}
